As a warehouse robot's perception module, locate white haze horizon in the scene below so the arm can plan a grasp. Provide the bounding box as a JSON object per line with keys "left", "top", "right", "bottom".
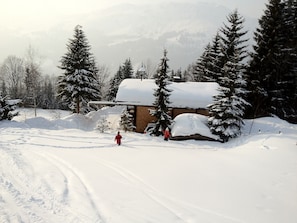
{"left": 0, "top": 0, "right": 267, "bottom": 76}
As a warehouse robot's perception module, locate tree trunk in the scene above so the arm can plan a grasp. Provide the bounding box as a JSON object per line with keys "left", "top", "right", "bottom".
{"left": 76, "top": 97, "right": 80, "bottom": 114}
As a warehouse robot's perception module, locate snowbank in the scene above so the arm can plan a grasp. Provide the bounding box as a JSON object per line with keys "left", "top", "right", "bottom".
{"left": 10, "top": 107, "right": 126, "bottom": 131}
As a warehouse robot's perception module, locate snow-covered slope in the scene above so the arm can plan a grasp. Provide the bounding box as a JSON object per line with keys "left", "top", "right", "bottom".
{"left": 0, "top": 107, "right": 296, "bottom": 223}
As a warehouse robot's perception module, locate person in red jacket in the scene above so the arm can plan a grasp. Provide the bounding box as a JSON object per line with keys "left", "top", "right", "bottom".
{"left": 115, "top": 131, "right": 122, "bottom": 146}
{"left": 164, "top": 127, "right": 170, "bottom": 141}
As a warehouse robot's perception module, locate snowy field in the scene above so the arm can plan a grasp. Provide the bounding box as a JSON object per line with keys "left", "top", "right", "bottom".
{"left": 0, "top": 107, "right": 296, "bottom": 223}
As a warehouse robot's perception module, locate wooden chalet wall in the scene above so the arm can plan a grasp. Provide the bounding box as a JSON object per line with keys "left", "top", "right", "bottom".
{"left": 172, "top": 108, "right": 209, "bottom": 117}
{"left": 135, "top": 106, "right": 156, "bottom": 133}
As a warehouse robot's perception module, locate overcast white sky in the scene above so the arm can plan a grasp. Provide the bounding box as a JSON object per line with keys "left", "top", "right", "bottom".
{"left": 0, "top": 0, "right": 268, "bottom": 75}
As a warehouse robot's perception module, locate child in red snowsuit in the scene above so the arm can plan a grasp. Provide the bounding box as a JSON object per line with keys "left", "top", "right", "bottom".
{"left": 115, "top": 131, "right": 122, "bottom": 145}
{"left": 164, "top": 128, "right": 170, "bottom": 141}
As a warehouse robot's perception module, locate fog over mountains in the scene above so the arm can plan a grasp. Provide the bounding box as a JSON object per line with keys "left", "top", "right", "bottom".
{"left": 1, "top": 1, "right": 264, "bottom": 75}
{"left": 84, "top": 1, "right": 259, "bottom": 73}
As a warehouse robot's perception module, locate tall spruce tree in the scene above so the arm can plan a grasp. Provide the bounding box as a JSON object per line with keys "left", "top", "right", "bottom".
{"left": 151, "top": 49, "right": 172, "bottom": 135}
{"left": 107, "top": 58, "right": 134, "bottom": 101}
{"left": 107, "top": 66, "right": 123, "bottom": 101}
{"left": 57, "top": 25, "right": 101, "bottom": 114}
{"left": 247, "top": 0, "right": 297, "bottom": 123}
{"left": 193, "top": 33, "right": 222, "bottom": 82}
{"left": 209, "top": 33, "right": 224, "bottom": 82}
{"left": 208, "top": 10, "right": 249, "bottom": 142}
{"left": 193, "top": 43, "right": 212, "bottom": 81}
{"left": 122, "top": 58, "right": 134, "bottom": 79}
{"left": 24, "top": 63, "right": 41, "bottom": 116}
{"left": 39, "top": 75, "right": 57, "bottom": 109}
{"left": 279, "top": 0, "right": 297, "bottom": 123}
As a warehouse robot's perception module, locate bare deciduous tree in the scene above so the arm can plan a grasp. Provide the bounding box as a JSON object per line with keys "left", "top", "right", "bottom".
{"left": 0, "top": 55, "right": 25, "bottom": 99}
{"left": 24, "top": 45, "right": 42, "bottom": 116}
{"left": 145, "top": 58, "right": 157, "bottom": 79}
{"left": 96, "top": 64, "right": 110, "bottom": 100}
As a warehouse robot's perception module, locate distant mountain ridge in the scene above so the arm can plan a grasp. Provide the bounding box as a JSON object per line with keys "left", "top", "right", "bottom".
{"left": 87, "top": 1, "right": 258, "bottom": 73}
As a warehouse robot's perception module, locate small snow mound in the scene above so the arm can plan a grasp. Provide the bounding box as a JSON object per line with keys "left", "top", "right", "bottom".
{"left": 25, "top": 117, "right": 55, "bottom": 129}
{"left": 0, "top": 120, "right": 30, "bottom": 129}
{"left": 243, "top": 115, "right": 297, "bottom": 135}
{"left": 60, "top": 114, "right": 94, "bottom": 130}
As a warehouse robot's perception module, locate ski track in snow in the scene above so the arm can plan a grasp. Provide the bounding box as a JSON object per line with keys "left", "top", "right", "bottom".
{"left": 0, "top": 147, "right": 73, "bottom": 223}
{"left": 30, "top": 150, "right": 104, "bottom": 223}
{"left": 0, "top": 128, "right": 103, "bottom": 223}
{"left": 95, "top": 158, "right": 245, "bottom": 223}
{"left": 0, "top": 127, "right": 244, "bottom": 223}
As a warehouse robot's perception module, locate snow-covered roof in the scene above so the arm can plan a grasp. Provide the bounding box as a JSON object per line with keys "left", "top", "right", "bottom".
{"left": 115, "top": 79, "right": 219, "bottom": 108}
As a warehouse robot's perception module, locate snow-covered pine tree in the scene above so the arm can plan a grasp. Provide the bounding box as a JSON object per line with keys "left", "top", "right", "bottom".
{"left": 208, "top": 10, "right": 249, "bottom": 142}
{"left": 247, "top": 0, "right": 297, "bottom": 123}
{"left": 120, "top": 109, "right": 135, "bottom": 132}
{"left": 122, "top": 58, "right": 134, "bottom": 79}
{"left": 24, "top": 65, "right": 41, "bottom": 116}
{"left": 57, "top": 25, "right": 101, "bottom": 114}
{"left": 193, "top": 43, "right": 212, "bottom": 82}
{"left": 193, "top": 33, "right": 222, "bottom": 82}
{"left": 96, "top": 115, "right": 110, "bottom": 133}
{"left": 151, "top": 49, "right": 172, "bottom": 135}
{"left": 290, "top": 0, "right": 297, "bottom": 122}
{"left": 276, "top": 0, "right": 297, "bottom": 123}
{"left": 0, "top": 94, "right": 19, "bottom": 121}
{"left": 39, "top": 75, "right": 57, "bottom": 109}
{"left": 106, "top": 58, "right": 133, "bottom": 102}
{"left": 208, "top": 54, "right": 250, "bottom": 142}
{"left": 208, "top": 33, "right": 224, "bottom": 83}
{"left": 107, "top": 66, "right": 123, "bottom": 101}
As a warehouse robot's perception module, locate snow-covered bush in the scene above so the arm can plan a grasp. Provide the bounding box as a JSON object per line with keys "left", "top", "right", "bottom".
{"left": 96, "top": 115, "right": 110, "bottom": 133}
{"left": 120, "top": 109, "right": 135, "bottom": 132}
{"left": 0, "top": 95, "right": 20, "bottom": 121}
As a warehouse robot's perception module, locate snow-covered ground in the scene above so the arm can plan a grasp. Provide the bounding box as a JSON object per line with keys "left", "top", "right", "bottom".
{"left": 0, "top": 107, "right": 296, "bottom": 223}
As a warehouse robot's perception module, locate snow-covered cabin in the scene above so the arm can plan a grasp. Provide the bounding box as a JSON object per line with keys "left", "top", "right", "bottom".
{"left": 90, "top": 79, "right": 219, "bottom": 133}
